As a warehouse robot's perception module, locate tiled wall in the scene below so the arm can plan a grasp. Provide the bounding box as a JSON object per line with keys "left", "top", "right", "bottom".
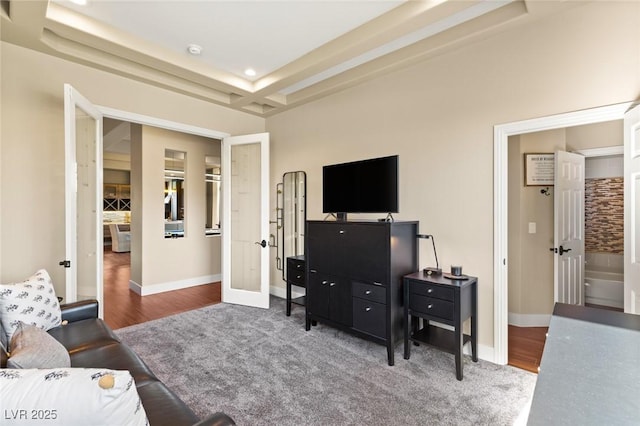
{"left": 585, "top": 177, "right": 623, "bottom": 253}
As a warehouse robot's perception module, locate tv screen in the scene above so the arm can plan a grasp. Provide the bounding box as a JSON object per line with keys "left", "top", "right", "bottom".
{"left": 323, "top": 155, "right": 398, "bottom": 214}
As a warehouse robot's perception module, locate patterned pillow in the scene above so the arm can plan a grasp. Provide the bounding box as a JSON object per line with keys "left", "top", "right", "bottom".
{"left": 7, "top": 322, "right": 70, "bottom": 369}
{"left": 0, "top": 368, "right": 149, "bottom": 426}
{"left": 0, "top": 270, "right": 62, "bottom": 344}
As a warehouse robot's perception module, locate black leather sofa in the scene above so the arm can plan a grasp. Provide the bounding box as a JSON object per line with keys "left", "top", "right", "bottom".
{"left": 1, "top": 299, "right": 234, "bottom": 426}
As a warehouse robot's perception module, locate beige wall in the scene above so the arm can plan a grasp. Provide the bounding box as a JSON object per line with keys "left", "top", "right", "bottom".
{"left": 131, "top": 126, "right": 221, "bottom": 290}
{"left": 508, "top": 129, "right": 566, "bottom": 318}
{"left": 266, "top": 2, "right": 640, "bottom": 349}
{"left": 0, "top": 41, "right": 264, "bottom": 297}
{"left": 566, "top": 120, "right": 623, "bottom": 151}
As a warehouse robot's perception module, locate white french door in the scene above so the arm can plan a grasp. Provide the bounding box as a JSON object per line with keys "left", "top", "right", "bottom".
{"left": 624, "top": 103, "right": 640, "bottom": 314}
{"left": 63, "top": 84, "right": 104, "bottom": 317}
{"left": 221, "top": 133, "right": 270, "bottom": 308}
{"left": 553, "top": 150, "right": 585, "bottom": 305}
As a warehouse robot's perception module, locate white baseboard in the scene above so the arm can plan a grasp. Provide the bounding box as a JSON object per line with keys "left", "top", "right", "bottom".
{"left": 508, "top": 312, "right": 551, "bottom": 327}
{"left": 129, "top": 274, "right": 221, "bottom": 296}
{"left": 269, "top": 284, "right": 304, "bottom": 300}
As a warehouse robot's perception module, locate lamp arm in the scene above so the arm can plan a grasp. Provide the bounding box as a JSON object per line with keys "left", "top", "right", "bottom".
{"left": 430, "top": 235, "right": 439, "bottom": 270}
{"left": 417, "top": 234, "right": 440, "bottom": 270}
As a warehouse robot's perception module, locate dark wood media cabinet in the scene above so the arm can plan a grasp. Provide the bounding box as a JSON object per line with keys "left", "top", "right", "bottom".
{"left": 305, "top": 220, "right": 418, "bottom": 365}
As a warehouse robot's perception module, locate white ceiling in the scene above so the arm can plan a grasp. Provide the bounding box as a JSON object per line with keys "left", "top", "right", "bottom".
{"left": 1, "top": 0, "right": 562, "bottom": 117}
{"left": 53, "top": 0, "right": 405, "bottom": 82}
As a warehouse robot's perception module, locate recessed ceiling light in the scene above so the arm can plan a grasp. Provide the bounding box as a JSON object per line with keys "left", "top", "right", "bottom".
{"left": 187, "top": 44, "right": 202, "bottom": 56}
{"left": 244, "top": 68, "right": 257, "bottom": 77}
{"left": 69, "top": 0, "right": 88, "bottom": 5}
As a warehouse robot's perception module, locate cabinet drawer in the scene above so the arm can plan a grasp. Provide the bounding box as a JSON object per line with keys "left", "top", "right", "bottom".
{"left": 287, "top": 257, "right": 305, "bottom": 271}
{"left": 352, "top": 281, "right": 385, "bottom": 304}
{"left": 409, "top": 294, "right": 454, "bottom": 321}
{"left": 409, "top": 281, "right": 454, "bottom": 302}
{"left": 352, "top": 298, "right": 386, "bottom": 339}
{"left": 287, "top": 270, "right": 305, "bottom": 286}
{"left": 287, "top": 269, "right": 305, "bottom": 286}
{"left": 287, "top": 257, "right": 305, "bottom": 286}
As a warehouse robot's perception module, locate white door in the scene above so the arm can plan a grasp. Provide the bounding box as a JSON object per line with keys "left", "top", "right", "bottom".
{"left": 63, "top": 84, "right": 104, "bottom": 316}
{"left": 553, "top": 150, "right": 585, "bottom": 305}
{"left": 624, "top": 104, "right": 640, "bottom": 314}
{"left": 221, "top": 133, "right": 270, "bottom": 308}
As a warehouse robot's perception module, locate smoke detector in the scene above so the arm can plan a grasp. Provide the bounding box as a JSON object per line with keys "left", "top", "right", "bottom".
{"left": 187, "top": 44, "right": 202, "bottom": 56}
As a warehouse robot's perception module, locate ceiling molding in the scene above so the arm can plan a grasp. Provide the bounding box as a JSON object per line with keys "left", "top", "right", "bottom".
{"left": 0, "top": 0, "right": 572, "bottom": 117}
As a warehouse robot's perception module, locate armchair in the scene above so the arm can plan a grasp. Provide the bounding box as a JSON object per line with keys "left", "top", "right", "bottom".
{"left": 109, "top": 223, "right": 131, "bottom": 252}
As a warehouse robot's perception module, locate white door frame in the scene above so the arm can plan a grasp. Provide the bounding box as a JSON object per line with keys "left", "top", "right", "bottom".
{"left": 91, "top": 106, "right": 231, "bottom": 307}
{"left": 493, "top": 102, "right": 632, "bottom": 365}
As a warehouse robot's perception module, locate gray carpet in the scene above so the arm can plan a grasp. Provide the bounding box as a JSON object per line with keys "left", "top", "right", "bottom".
{"left": 116, "top": 297, "right": 536, "bottom": 426}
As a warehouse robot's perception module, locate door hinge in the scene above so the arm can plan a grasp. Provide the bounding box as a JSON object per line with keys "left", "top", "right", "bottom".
{"left": 59, "top": 260, "right": 71, "bottom": 268}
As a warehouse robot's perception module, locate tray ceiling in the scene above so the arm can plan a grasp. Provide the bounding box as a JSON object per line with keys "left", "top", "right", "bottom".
{"left": 1, "top": 0, "right": 564, "bottom": 117}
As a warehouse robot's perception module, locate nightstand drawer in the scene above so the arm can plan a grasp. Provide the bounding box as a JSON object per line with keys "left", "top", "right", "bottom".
{"left": 287, "top": 257, "right": 306, "bottom": 286}
{"left": 352, "top": 298, "right": 386, "bottom": 338}
{"left": 410, "top": 282, "right": 454, "bottom": 301}
{"left": 352, "top": 281, "right": 385, "bottom": 304}
{"left": 409, "top": 294, "right": 454, "bottom": 321}
{"left": 287, "top": 269, "right": 305, "bottom": 286}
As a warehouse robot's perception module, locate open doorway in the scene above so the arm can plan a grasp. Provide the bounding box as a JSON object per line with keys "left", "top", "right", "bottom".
{"left": 493, "top": 102, "right": 633, "bottom": 366}
{"left": 506, "top": 120, "right": 624, "bottom": 372}
{"left": 101, "top": 118, "right": 224, "bottom": 329}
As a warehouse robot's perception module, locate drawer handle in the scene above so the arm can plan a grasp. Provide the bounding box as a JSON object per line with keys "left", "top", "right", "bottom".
{"left": 365, "top": 290, "right": 372, "bottom": 295}
{"left": 321, "top": 280, "right": 328, "bottom": 285}
{"left": 339, "top": 230, "right": 345, "bottom": 234}
{"left": 297, "top": 264, "right": 302, "bottom": 269}
{"left": 330, "top": 282, "right": 336, "bottom": 287}
{"left": 365, "top": 307, "right": 371, "bottom": 312}
{"left": 427, "top": 288, "right": 433, "bottom": 293}
{"left": 296, "top": 275, "right": 302, "bottom": 279}
{"left": 427, "top": 304, "right": 433, "bottom": 309}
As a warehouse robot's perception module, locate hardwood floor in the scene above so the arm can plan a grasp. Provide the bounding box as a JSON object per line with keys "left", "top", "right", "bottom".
{"left": 508, "top": 303, "right": 623, "bottom": 373}
{"left": 103, "top": 248, "right": 221, "bottom": 330}
{"left": 508, "top": 325, "right": 547, "bottom": 374}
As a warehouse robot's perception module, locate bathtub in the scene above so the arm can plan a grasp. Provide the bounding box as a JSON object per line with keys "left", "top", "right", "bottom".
{"left": 584, "top": 270, "right": 623, "bottom": 309}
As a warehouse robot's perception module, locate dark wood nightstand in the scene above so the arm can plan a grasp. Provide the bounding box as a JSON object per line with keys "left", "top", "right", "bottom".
{"left": 286, "top": 255, "right": 306, "bottom": 316}
{"left": 403, "top": 271, "right": 478, "bottom": 380}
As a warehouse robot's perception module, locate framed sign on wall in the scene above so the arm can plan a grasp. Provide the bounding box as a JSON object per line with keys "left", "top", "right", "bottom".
{"left": 524, "top": 153, "right": 554, "bottom": 186}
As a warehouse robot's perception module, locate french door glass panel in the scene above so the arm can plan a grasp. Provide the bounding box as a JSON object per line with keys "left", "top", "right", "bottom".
{"left": 231, "top": 143, "right": 261, "bottom": 291}
{"left": 64, "top": 84, "right": 103, "bottom": 316}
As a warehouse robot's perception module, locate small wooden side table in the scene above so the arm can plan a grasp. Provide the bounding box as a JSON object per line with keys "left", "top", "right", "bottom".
{"left": 403, "top": 271, "right": 478, "bottom": 380}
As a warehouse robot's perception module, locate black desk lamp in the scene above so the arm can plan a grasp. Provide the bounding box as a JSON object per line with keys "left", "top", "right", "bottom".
{"left": 417, "top": 234, "right": 441, "bottom": 276}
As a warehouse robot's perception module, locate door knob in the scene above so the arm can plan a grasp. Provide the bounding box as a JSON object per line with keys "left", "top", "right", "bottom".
{"left": 549, "top": 246, "right": 572, "bottom": 255}
{"left": 255, "top": 240, "right": 267, "bottom": 248}
{"left": 559, "top": 245, "right": 572, "bottom": 255}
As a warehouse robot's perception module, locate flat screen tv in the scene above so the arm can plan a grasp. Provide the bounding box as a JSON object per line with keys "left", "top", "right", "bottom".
{"left": 323, "top": 155, "right": 398, "bottom": 217}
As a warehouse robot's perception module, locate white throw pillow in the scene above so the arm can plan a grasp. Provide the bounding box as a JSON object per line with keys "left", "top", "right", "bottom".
{"left": 0, "top": 270, "right": 62, "bottom": 343}
{"left": 0, "top": 368, "right": 149, "bottom": 426}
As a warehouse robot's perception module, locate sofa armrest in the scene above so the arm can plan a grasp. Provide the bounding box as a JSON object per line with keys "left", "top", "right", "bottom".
{"left": 192, "top": 413, "right": 236, "bottom": 426}
{"left": 60, "top": 299, "right": 99, "bottom": 323}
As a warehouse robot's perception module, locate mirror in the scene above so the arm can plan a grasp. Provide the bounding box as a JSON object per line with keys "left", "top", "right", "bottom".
{"left": 205, "top": 156, "right": 221, "bottom": 236}
{"left": 164, "top": 149, "right": 185, "bottom": 238}
{"left": 281, "top": 171, "right": 306, "bottom": 279}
